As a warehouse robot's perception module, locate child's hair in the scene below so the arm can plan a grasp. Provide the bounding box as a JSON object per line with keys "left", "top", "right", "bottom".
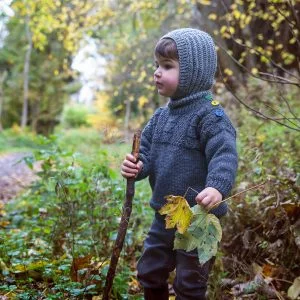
{"left": 154, "top": 38, "right": 179, "bottom": 60}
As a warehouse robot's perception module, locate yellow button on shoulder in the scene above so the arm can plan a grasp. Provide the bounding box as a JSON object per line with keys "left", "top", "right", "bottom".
{"left": 211, "top": 100, "right": 219, "bottom": 106}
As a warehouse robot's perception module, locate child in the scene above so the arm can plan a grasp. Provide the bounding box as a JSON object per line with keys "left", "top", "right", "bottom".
{"left": 121, "top": 28, "right": 238, "bottom": 300}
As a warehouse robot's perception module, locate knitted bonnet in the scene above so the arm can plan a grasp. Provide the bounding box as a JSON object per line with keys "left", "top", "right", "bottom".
{"left": 161, "top": 28, "right": 217, "bottom": 100}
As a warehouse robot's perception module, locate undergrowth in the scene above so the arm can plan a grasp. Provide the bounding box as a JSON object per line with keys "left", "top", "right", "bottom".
{"left": 0, "top": 135, "right": 152, "bottom": 299}
{"left": 208, "top": 107, "right": 299, "bottom": 299}
{"left": 0, "top": 82, "right": 299, "bottom": 298}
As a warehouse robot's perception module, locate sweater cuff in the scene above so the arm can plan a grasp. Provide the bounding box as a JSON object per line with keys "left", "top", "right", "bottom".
{"left": 206, "top": 176, "right": 233, "bottom": 198}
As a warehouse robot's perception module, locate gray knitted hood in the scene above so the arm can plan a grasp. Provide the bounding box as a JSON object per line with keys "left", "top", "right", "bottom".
{"left": 162, "top": 28, "right": 217, "bottom": 100}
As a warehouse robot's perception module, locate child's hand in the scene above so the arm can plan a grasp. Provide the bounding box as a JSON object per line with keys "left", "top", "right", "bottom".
{"left": 195, "top": 187, "right": 222, "bottom": 210}
{"left": 121, "top": 154, "right": 143, "bottom": 179}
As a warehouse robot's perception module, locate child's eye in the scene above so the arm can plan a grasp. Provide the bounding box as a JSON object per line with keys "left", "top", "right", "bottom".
{"left": 165, "top": 64, "right": 172, "bottom": 69}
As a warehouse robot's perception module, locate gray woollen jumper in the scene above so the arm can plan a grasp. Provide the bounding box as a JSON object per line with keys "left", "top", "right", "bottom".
{"left": 136, "top": 28, "right": 238, "bottom": 217}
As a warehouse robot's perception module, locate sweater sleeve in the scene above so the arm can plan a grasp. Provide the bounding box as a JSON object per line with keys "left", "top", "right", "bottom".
{"left": 199, "top": 109, "right": 238, "bottom": 198}
{"left": 135, "top": 108, "right": 163, "bottom": 181}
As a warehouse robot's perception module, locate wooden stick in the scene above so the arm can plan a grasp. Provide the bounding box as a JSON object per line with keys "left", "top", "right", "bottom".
{"left": 103, "top": 130, "right": 141, "bottom": 300}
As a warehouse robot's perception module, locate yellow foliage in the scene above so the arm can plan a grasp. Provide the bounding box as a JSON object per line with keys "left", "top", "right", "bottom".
{"left": 208, "top": 13, "right": 217, "bottom": 21}
{"left": 260, "top": 56, "right": 270, "bottom": 63}
{"left": 87, "top": 92, "right": 116, "bottom": 130}
{"left": 138, "top": 96, "right": 148, "bottom": 108}
{"left": 159, "top": 195, "right": 193, "bottom": 234}
{"left": 224, "top": 68, "right": 233, "bottom": 76}
{"left": 198, "top": 0, "right": 211, "bottom": 5}
{"left": 11, "top": 123, "right": 22, "bottom": 134}
{"left": 256, "top": 134, "right": 266, "bottom": 143}
{"left": 177, "top": 7, "right": 185, "bottom": 14}
{"left": 233, "top": 10, "right": 241, "bottom": 20}
{"left": 245, "top": 15, "right": 252, "bottom": 25}
{"left": 137, "top": 70, "right": 147, "bottom": 83}
{"left": 220, "top": 26, "right": 227, "bottom": 34}
{"left": 251, "top": 68, "right": 259, "bottom": 75}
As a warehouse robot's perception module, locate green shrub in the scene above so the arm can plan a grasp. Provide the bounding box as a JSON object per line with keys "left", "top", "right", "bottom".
{"left": 61, "top": 104, "right": 90, "bottom": 128}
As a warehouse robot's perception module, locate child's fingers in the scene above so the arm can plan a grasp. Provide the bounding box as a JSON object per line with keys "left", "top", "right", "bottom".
{"left": 120, "top": 154, "right": 142, "bottom": 178}
{"left": 123, "top": 159, "right": 138, "bottom": 169}
{"left": 121, "top": 170, "right": 136, "bottom": 178}
{"left": 126, "top": 153, "right": 137, "bottom": 163}
{"left": 195, "top": 190, "right": 207, "bottom": 203}
{"left": 198, "top": 196, "right": 211, "bottom": 208}
{"left": 121, "top": 165, "right": 138, "bottom": 177}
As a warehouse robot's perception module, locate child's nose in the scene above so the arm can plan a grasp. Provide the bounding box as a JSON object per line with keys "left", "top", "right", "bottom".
{"left": 154, "top": 69, "right": 161, "bottom": 78}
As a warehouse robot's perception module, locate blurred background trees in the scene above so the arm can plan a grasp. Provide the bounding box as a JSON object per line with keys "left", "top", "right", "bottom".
{"left": 0, "top": 0, "right": 298, "bottom": 134}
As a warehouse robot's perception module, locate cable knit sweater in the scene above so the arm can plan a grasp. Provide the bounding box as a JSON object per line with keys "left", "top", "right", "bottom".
{"left": 136, "top": 28, "right": 238, "bottom": 217}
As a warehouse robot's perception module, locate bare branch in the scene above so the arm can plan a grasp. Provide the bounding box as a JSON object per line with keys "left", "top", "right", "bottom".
{"left": 259, "top": 101, "right": 299, "bottom": 128}
{"left": 258, "top": 72, "right": 300, "bottom": 86}
{"left": 288, "top": 0, "right": 300, "bottom": 29}
{"left": 218, "top": 65, "right": 300, "bottom": 132}
{"left": 276, "top": 84, "right": 299, "bottom": 120}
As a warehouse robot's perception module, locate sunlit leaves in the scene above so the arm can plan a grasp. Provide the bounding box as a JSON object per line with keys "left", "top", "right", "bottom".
{"left": 208, "top": 13, "right": 217, "bottom": 20}
{"left": 224, "top": 68, "right": 233, "bottom": 76}
{"left": 251, "top": 68, "right": 259, "bottom": 75}
{"left": 198, "top": 0, "right": 211, "bottom": 5}
{"left": 12, "top": 0, "right": 102, "bottom": 53}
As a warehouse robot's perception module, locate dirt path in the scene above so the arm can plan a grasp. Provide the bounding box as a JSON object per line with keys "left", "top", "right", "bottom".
{"left": 0, "top": 152, "right": 37, "bottom": 203}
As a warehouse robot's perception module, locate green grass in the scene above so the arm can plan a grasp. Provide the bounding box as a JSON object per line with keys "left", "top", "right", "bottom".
{"left": 0, "top": 128, "right": 40, "bottom": 154}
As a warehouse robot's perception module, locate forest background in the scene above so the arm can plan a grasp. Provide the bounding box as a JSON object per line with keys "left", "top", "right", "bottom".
{"left": 0, "top": 0, "right": 299, "bottom": 299}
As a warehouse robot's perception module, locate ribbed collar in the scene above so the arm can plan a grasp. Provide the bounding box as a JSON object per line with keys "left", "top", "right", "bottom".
{"left": 168, "top": 90, "right": 213, "bottom": 112}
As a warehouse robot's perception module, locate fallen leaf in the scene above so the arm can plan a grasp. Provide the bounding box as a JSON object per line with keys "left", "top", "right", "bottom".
{"left": 262, "top": 263, "right": 278, "bottom": 278}
{"left": 281, "top": 203, "right": 300, "bottom": 221}
{"left": 70, "top": 255, "right": 92, "bottom": 282}
{"left": 288, "top": 277, "right": 300, "bottom": 299}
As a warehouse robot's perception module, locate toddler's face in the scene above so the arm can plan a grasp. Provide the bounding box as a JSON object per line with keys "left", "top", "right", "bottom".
{"left": 154, "top": 55, "right": 179, "bottom": 98}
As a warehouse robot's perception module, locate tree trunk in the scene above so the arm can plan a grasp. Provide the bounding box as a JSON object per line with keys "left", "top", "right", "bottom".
{"left": 0, "top": 71, "right": 7, "bottom": 132}
{"left": 124, "top": 98, "right": 131, "bottom": 141}
{"left": 31, "top": 100, "right": 40, "bottom": 132}
{"left": 21, "top": 14, "right": 32, "bottom": 129}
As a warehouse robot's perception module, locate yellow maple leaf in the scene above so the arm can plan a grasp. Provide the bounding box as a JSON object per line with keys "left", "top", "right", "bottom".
{"left": 159, "top": 195, "right": 193, "bottom": 234}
